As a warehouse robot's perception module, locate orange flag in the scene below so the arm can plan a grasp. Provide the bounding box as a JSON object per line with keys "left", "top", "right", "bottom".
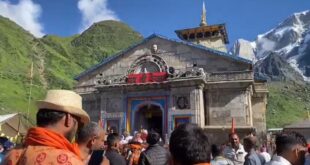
{"left": 98, "top": 119, "right": 103, "bottom": 128}
{"left": 231, "top": 117, "right": 236, "bottom": 134}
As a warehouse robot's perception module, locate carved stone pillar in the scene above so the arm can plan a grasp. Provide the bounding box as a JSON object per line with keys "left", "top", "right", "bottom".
{"left": 193, "top": 84, "right": 205, "bottom": 127}
{"left": 205, "top": 90, "right": 211, "bottom": 125}
{"left": 246, "top": 86, "right": 253, "bottom": 126}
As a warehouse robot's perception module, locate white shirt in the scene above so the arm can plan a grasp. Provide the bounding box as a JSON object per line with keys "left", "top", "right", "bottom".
{"left": 223, "top": 144, "right": 247, "bottom": 165}
{"left": 260, "top": 151, "right": 271, "bottom": 162}
{"left": 266, "top": 155, "right": 292, "bottom": 165}
{"left": 120, "top": 136, "right": 133, "bottom": 144}
{"left": 211, "top": 156, "right": 234, "bottom": 165}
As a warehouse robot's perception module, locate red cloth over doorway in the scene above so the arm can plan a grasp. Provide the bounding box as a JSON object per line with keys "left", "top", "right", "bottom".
{"left": 127, "top": 72, "right": 167, "bottom": 84}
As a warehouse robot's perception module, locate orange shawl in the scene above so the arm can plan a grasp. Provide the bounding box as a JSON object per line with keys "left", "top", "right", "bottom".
{"left": 25, "top": 127, "right": 81, "bottom": 160}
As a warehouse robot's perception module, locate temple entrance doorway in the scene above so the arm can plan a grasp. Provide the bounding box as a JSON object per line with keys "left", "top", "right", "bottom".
{"left": 134, "top": 104, "right": 163, "bottom": 135}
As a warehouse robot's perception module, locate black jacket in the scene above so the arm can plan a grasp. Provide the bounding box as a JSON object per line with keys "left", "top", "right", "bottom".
{"left": 88, "top": 150, "right": 104, "bottom": 165}
{"left": 105, "top": 148, "right": 127, "bottom": 165}
{"left": 138, "top": 144, "right": 170, "bottom": 165}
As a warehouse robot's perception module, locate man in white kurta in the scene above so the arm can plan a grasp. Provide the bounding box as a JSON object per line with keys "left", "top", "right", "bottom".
{"left": 223, "top": 133, "right": 247, "bottom": 165}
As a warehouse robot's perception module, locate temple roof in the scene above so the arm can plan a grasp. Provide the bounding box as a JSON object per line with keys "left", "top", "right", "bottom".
{"left": 175, "top": 24, "right": 229, "bottom": 44}
{"left": 75, "top": 34, "right": 252, "bottom": 81}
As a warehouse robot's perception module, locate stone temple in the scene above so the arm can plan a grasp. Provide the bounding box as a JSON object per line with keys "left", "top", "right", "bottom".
{"left": 74, "top": 4, "right": 268, "bottom": 144}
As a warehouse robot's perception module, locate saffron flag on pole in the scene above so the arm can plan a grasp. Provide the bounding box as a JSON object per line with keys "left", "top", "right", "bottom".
{"left": 98, "top": 119, "right": 103, "bottom": 128}
{"left": 98, "top": 111, "right": 104, "bottom": 128}
{"left": 231, "top": 117, "right": 236, "bottom": 134}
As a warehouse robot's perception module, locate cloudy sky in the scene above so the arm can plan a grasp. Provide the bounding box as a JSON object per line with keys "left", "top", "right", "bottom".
{"left": 0, "top": 0, "right": 309, "bottom": 46}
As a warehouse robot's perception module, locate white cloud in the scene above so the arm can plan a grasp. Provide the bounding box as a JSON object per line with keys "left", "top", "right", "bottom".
{"left": 258, "top": 38, "right": 276, "bottom": 51}
{"left": 78, "top": 0, "right": 118, "bottom": 32}
{"left": 0, "top": 0, "right": 44, "bottom": 37}
{"left": 255, "top": 37, "right": 277, "bottom": 59}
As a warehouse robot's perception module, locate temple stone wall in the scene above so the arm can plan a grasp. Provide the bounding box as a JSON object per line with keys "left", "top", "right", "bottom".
{"left": 76, "top": 37, "right": 251, "bottom": 89}
{"left": 101, "top": 93, "right": 123, "bottom": 113}
{"left": 99, "top": 92, "right": 125, "bottom": 134}
{"left": 169, "top": 87, "right": 193, "bottom": 134}
{"left": 74, "top": 35, "right": 268, "bottom": 142}
{"left": 195, "top": 37, "right": 227, "bottom": 52}
{"left": 81, "top": 93, "right": 101, "bottom": 121}
{"left": 252, "top": 94, "right": 267, "bottom": 143}
{"left": 206, "top": 88, "right": 251, "bottom": 126}
{"left": 204, "top": 128, "right": 253, "bottom": 145}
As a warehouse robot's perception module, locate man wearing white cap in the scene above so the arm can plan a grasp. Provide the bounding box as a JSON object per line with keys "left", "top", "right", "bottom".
{"left": 3, "top": 89, "right": 90, "bottom": 165}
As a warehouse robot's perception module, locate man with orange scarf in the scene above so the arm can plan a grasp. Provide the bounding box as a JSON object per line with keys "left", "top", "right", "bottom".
{"left": 2, "top": 90, "right": 90, "bottom": 165}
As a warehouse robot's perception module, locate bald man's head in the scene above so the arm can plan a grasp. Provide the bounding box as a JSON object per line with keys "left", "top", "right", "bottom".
{"left": 77, "top": 122, "right": 105, "bottom": 150}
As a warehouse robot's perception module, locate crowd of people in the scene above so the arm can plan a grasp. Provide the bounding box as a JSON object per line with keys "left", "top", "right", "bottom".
{"left": 0, "top": 89, "right": 309, "bottom": 165}
{"left": 0, "top": 137, "right": 14, "bottom": 162}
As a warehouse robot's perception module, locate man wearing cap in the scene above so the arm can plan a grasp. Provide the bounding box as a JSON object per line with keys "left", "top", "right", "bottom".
{"left": 2, "top": 89, "right": 90, "bottom": 165}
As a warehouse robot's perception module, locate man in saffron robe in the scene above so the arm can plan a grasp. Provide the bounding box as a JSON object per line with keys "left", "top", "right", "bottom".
{"left": 2, "top": 89, "right": 90, "bottom": 165}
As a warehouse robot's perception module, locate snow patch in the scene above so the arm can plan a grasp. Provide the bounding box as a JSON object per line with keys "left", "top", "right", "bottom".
{"left": 257, "top": 27, "right": 275, "bottom": 39}
{"left": 233, "top": 10, "right": 310, "bottom": 80}
{"left": 294, "top": 10, "right": 310, "bottom": 17}
{"left": 250, "top": 41, "right": 257, "bottom": 50}
{"left": 275, "top": 42, "right": 300, "bottom": 56}
{"left": 288, "top": 58, "right": 310, "bottom": 82}
{"left": 293, "top": 14, "right": 305, "bottom": 34}
{"left": 299, "top": 32, "right": 310, "bottom": 53}
{"left": 274, "top": 27, "right": 290, "bottom": 37}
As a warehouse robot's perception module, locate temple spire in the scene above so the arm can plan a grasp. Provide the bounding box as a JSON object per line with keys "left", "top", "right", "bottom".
{"left": 200, "top": 1, "right": 207, "bottom": 26}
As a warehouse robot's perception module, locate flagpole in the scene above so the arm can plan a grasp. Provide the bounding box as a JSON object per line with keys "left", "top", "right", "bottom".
{"left": 231, "top": 117, "right": 235, "bottom": 134}
{"left": 26, "top": 62, "right": 33, "bottom": 125}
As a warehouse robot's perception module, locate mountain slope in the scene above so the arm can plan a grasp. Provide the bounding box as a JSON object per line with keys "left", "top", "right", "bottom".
{"left": 0, "top": 17, "right": 142, "bottom": 122}
{"left": 0, "top": 16, "right": 42, "bottom": 123}
{"left": 41, "top": 20, "right": 143, "bottom": 69}
{"left": 267, "top": 82, "right": 310, "bottom": 128}
{"left": 233, "top": 10, "right": 310, "bottom": 81}
{"left": 231, "top": 10, "right": 310, "bottom": 128}
{"left": 254, "top": 53, "right": 304, "bottom": 82}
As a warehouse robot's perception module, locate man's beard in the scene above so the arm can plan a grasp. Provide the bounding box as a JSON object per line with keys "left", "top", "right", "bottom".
{"left": 65, "top": 120, "right": 78, "bottom": 141}
{"left": 232, "top": 142, "right": 239, "bottom": 149}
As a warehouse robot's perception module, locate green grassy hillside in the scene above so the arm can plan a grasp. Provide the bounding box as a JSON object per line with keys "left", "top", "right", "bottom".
{"left": 0, "top": 16, "right": 142, "bottom": 123}
{"left": 255, "top": 52, "right": 310, "bottom": 128}
{"left": 0, "top": 16, "right": 42, "bottom": 123}
{"left": 266, "top": 82, "right": 310, "bottom": 128}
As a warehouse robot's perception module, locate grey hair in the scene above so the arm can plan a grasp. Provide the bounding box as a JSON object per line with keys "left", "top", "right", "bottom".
{"left": 77, "top": 121, "right": 101, "bottom": 143}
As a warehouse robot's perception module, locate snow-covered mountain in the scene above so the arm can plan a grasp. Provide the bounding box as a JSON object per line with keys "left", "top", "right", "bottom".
{"left": 231, "top": 10, "right": 310, "bottom": 81}
{"left": 231, "top": 39, "right": 256, "bottom": 61}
